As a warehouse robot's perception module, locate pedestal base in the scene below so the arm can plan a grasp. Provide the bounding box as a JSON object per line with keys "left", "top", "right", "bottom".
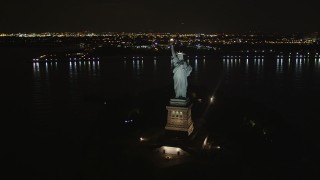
{"left": 165, "top": 122, "right": 194, "bottom": 136}
{"left": 165, "top": 99, "right": 194, "bottom": 136}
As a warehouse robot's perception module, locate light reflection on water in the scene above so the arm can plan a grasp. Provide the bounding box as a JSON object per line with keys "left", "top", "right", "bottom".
{"left": 153, "top": 58, "right": 157, "bottom": 72}
{"left": 32, "top": 60, "right": 101, "bottom": 112}
{"left": 31, "top": 52, "right": 320, "bottom": 114}
{"left": 32, "top": 53, "right": 320, "bottom": 84}
{"left": 32, "top": 53, "right": 320, "bottom": 81}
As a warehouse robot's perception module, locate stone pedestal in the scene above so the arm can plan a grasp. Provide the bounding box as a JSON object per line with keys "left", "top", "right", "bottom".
{"left": 165, "top": 98, "right": 194, "bottom": 136}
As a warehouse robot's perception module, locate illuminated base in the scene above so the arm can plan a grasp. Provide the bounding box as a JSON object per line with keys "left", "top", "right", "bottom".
{"left": 165, "top": 99, "right": 194, "bottom": 136}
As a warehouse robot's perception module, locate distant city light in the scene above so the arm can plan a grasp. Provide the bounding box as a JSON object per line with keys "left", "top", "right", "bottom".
{"left": 210, "top": 96, "right": 215, "bottom": 103}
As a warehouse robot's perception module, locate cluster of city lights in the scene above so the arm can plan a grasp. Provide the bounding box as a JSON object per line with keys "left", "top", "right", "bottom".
{"left": 1, "top": 32, "right": 318, "bottom": 47}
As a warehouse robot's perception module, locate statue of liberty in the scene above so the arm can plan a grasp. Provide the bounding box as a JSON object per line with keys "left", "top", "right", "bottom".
{"left": 170, "top": 39, "right": 192, "bottom": 99}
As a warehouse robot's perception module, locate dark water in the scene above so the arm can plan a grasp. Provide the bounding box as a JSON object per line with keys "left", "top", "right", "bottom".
{"left": 1, "top": 47, "right": 320, "bottom": 179}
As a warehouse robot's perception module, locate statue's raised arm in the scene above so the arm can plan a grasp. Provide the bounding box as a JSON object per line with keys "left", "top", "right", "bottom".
{"left": 170, "top": 39, "right": 179, "bottom": 65}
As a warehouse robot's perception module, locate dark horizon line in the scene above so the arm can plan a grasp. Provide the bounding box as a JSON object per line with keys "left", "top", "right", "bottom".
{"left": 1, "top": 31, "right": 319, "bottom": 34}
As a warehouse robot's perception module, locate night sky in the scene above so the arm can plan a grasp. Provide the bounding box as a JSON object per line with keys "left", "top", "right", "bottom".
{"left": 1, "top": 0, "right": 319, "bottom": 33}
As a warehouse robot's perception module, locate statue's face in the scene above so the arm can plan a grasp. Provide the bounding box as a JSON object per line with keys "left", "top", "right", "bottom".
{"left": 177, "top": 54, "right": 184, "bottom": 60}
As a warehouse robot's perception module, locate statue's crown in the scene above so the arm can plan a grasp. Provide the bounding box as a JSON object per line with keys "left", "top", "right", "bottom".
{"left": 177, "top": 52, "right": 186, "bottom": 55}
